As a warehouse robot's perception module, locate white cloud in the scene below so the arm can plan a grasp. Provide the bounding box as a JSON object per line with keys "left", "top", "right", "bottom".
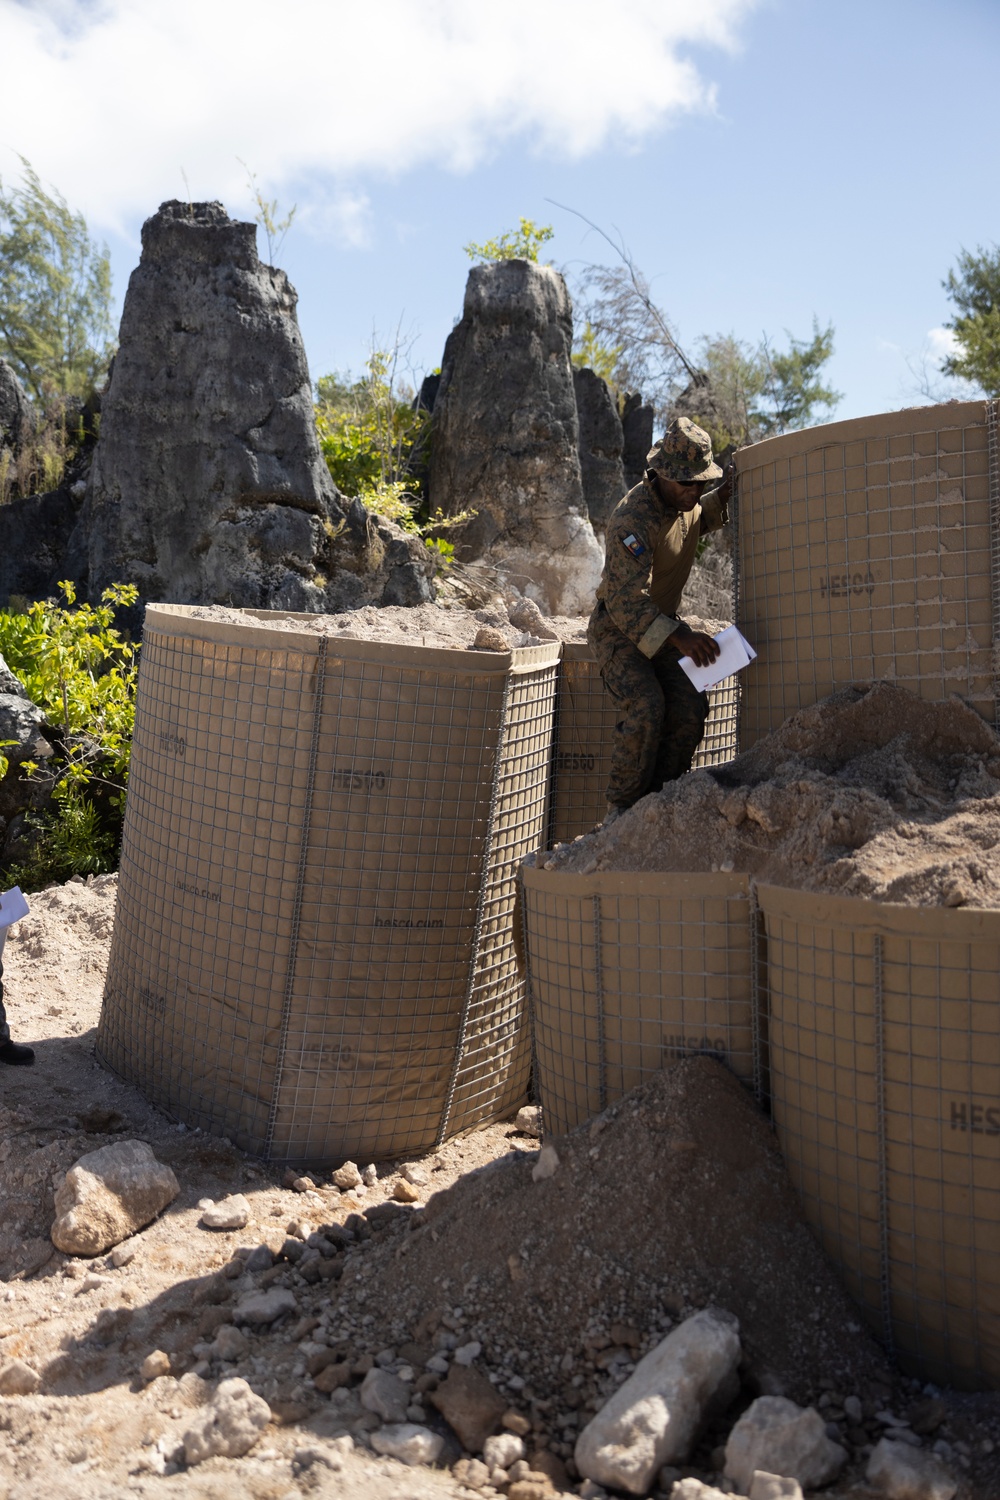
{"left": 0, "top": 0, "right": 756, "bottom": 236}
{"left": 925, "top": 325, "right": 959, "bottom": 360}
{"left": 297, "top": 189, "right": 374, "bottom": 250}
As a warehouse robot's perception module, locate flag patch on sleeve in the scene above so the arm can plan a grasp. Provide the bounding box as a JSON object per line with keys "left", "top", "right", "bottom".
{"left": 621, "top": 533, "right": 646, "bottom": 558}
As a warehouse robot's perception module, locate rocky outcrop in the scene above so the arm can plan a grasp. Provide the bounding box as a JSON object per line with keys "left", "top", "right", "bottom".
{"left": 573, "top": 366, "right": 625, "bottom": 530}
{"left": 0, "top": 360, "right": 33, "bottom": 455}
{"left": 0, "top": 488, "right": 83, "bottom": 605}
{"left": 428, "top": 259, "right": 602, "bottom": 617}
{"left": 621, "top": 390, "right": 654, "bottom": 489}
{"left": 73, "top": 201, "right": 431, "bottom": 613}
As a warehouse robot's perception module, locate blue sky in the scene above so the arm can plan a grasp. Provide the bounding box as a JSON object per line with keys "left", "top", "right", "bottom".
{"left": 2, "top": 0, "right": 997, "bottom": 422}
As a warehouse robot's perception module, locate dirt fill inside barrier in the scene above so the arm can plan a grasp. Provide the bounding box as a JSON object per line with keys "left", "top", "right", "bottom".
{"left": 541, "top": 681, "right": 1000, "bottom": 908}
{"left": 98, "top": 604, "right": 559, "bottom": 1162}
{"left": 343, "top": 1056, "right": 892, "bottom": 1411}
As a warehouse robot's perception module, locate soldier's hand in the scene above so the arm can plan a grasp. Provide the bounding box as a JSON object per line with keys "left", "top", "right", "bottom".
{"left": 715, "top": 464, "right": 734, "bottom": 504}
{"left": 669, "top": 626, "right": 720, "bottom": 668}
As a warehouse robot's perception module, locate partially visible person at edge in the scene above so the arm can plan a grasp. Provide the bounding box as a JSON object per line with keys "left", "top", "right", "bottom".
{"left": 587, "top": 416, "right": 732, "bottom": 825}
{"left": 0, "top": 962, "right": 34, "bottom": 1065}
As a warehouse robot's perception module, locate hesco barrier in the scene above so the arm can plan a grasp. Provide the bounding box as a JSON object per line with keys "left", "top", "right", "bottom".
{"left": 547, "top": 645, "right": 740, "bottom": 847}
{"left": 758, "top": 884, "right": 1000, "bottom": 1390}
{"left": 734, "top": 400, "right": 1000, "bottom": 743}
{"left": 520, "top": 864, "right": 758, "bottom": 1136}
{"left": 97, "top": 605, "right": 559, "bottom": 1163}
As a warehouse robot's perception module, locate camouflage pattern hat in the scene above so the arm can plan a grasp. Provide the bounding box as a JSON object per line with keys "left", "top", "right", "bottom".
{"left": 646, "top": 417, "right": 723, "bottom": 483}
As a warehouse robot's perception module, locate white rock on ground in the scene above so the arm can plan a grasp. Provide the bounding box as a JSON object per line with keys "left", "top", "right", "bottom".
{"left": 670, "top": 1481, "right": 731, "bottom": 1500}
{"left": 0, "top": 1360, "right": 40, "bottom": 1395}
{"left": 359, "top": 1367, "right": 410, "bottom": 1423}
{"left": 212, "top": 1324, "right": 250, "bottom": 1361}
{"left": 531, "top": 1143, "right": 560, "bottom": 1182}
{"left": 331, "top": 1160, "right": 362, "bottom": 1189}
{"left": 200, "top": 1193, "right": 250, "bottom": 1230}
{"left": 182, "top": 1377, "right": 271, "bottom": 1465}
{"left": 140, "top": 1350, "right": 171, "bottom": 1381}
{"left": 749, "top": 1472, "right": 805, "bottom": 1500}
{"left": 574, "top": 1307, "right": 741, "bottom": 1495}
{"left": 232, "top": 1287, "right": 297, "bottom": 1327}
{"left": 515, "top": 1105, "right": 542, "bottom": 1137}
{"left": 370, "top": 1423, "right": 444, "bottom": 1466}
{"left": 483, "top": 1432, "right": 525, "bottom": 1469}
{"left": 50, "top": 1139, "right": 179, "bottom": 1255}
{"left": 401, "top": 1162, "right": 429, "bottom": 1186}
{"left": 866, "top": 1437, "right": 958, "bottom": 1500}
{"left": 725, "top": 1396, "right": 848, "bottom": 1493}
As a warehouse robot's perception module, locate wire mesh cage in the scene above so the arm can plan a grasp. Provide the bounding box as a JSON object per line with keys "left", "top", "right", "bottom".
{"left": 735, "top": 400, "right": 994, "bottom": 744}
{"left": 521, "top": 866, "right": 758, "bottom": 1136}
{"left": 546, "top": 645, "right": 740, "bottom": 848}
{"left": 759, "top": 883, "right": 1000, "bottom": 1391}
{"left": 97, "top": 605, "right": 559, "bottom": 1163}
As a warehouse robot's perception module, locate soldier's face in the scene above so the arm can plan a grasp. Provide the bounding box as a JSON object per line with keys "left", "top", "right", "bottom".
{"left": 656, "top": 475, "right": 707, "bottom": 510}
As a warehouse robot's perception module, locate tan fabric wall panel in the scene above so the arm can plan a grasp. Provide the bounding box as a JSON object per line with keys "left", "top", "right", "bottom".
{"left": 521, "top": 866, "right": 756, "bottom": 1136}
{"left": 759, "top": 883, "right": 1000, "bottom": 1390}
{"left": 735, "top": 401, "right": 994, "bottom": 744}
{"left": 547, "top": 645, "right": 739, "bottom": 847}
{"left": 98, "top": 606, "right": 558, "bottom": 1162}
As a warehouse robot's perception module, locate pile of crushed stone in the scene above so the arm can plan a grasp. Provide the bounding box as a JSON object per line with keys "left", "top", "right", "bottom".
{"left": 182, "top": 599, "right": 588, "bottom": 649}
{"left": 543, "top": 682, "right": 1000, "bottom": 908}
{"left": 329, "top": 1059, "right": 891, "bottom": 1430}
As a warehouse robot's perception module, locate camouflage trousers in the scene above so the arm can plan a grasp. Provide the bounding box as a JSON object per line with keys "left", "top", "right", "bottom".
{"left": 588, "top": 601, "right": 709, "bottom": 809}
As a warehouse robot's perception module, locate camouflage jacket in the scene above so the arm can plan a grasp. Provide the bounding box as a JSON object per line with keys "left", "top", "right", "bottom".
{"left": 593, "top": 474, "right": 728, "bottom": 657}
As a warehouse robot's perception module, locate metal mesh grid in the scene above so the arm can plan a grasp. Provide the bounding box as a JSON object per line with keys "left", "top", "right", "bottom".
{"left": 759, "top": 883, "right": 1000, "bottom": 1390}
{"left": 521, "top": 867, "right": 755, "bottom": 1137}
{"left": 546, "top": 647, "right": 739, "bottom": 848}
{"left": 735, "top": 402, "right": 993, "bottom": 745}
{"left": 97, "top": 608, "right": 559, "bottom": 1163}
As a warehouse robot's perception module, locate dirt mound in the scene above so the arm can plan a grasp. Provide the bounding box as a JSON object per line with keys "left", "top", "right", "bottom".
{"left": 544, "top": 682, "right": 1000, "bottom": 907}
{"left": 342, "top": 1058, "right": 891, "bottom": 1421}
{"left": 183, "top": 600, "right": 589, "bottom": 648}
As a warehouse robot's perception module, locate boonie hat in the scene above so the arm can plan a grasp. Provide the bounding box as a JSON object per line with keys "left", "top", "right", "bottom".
{"left": 646, "top": 417, "right": 723, "bottom": 483}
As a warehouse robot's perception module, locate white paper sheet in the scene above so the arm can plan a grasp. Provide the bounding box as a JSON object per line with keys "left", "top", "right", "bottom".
{"left": 678, "top": 625, "right": 757, "bottom": 692}
{"left": 0, "top": 887, "right": 28, "bottom": 930}
{"left": 0, "top": 887, "right": 28, "bottom": 963}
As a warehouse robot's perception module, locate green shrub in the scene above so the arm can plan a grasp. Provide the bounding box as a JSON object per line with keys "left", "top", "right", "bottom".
{"left": 464, "top": 218, "right": 554, "bottom": 264}
{"left": 0, "top": 581, "right": 138, "bottom": 890}
{"left": 315, "top": 352, "right": 470, "bottom": 573}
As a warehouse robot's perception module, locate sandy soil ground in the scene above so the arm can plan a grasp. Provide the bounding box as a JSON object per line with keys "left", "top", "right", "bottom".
{"left": 0, "top": 879, "right": 994, "bottom": 1499}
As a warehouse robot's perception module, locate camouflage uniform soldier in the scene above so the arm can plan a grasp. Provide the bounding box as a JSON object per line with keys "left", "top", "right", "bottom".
{"left": 588, "top": 417, "right": 730, "bottom": 818}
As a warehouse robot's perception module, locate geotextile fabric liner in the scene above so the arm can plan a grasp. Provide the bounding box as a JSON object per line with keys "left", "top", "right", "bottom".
{"left": 97, "top": 605, "right": 559, "bottom": 1162}
{"left": 546, "top": 644, "right": 739, "bottom": 847}
{"left": 734, "top": 401, "right": 998, "bottom": 743}
{"left": 520, "top": 865, "right": 757, "bottom": 1136}
{"left": 759, "top": 883, "right": 1000, "bottom": 1391}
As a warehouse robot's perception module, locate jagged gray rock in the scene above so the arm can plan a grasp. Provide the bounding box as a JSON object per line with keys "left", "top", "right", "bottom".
{"left": 621, "top": 391, "right": 654, "bottom": 489}
{"left": 429, "top": 258, "right": 602, "bottom": 616}
{"left": 573, "top": 366, "right": 625, "bottom": 530}
{"left": 0, "top": 654, "right": 26, "bottom": 698}
{"left": 0, "top": 360, "right": 33, "bottom": 455}
{"left": 0, "top": 488, "right": 83, "bottom": 606}
{"left": 0, "top": 693, "right": 50, "bottom": 767}
{"left": 74, "top": 200, "right": 431, "bottom": 613}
